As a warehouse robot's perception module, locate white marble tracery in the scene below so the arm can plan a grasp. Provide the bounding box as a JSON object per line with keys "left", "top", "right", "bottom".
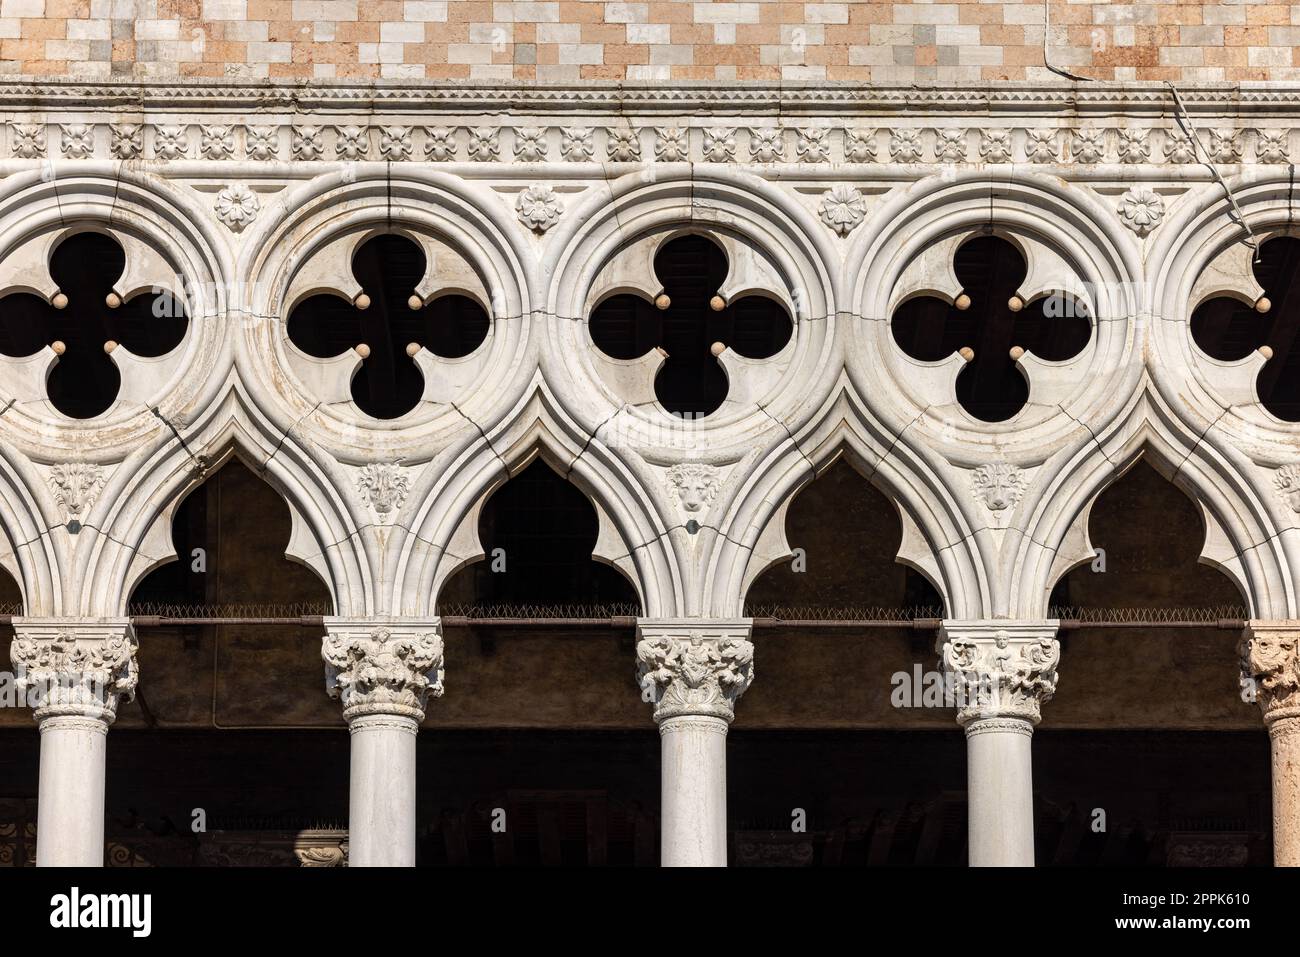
{"left": 1, "top": 79, "right": 1299, "bottom": 868}
{"left": 0, "top": 83, "right": 1287, "bottom": 628}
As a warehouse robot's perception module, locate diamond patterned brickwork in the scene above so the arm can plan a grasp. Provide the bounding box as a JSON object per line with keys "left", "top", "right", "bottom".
{"left": 2, "top": 1, "right": 1298, "bottom": 83}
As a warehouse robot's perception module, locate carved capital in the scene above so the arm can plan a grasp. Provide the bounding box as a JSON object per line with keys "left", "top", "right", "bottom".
{"left": 937, "top": 620, "right": 1060, "bottom": 726}
{"left": 322, "top": 618, "right": 444, "bottom": 723}
{"left": 1240, "top": 621, "right": 1300, "bottom": 726}
{"left": 10, "top": 618, "right": 138, "bottom": 725}
{"left": 635, "top": 619, "right": 754, "bottom": 723}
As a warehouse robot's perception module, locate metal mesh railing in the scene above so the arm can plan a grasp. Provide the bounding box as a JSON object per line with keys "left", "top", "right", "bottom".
{"left": 744, "top": 604, "right": 943, "bottom": 623}
{"left": 1051, "top": 605, "right": 1248, "bottom": 624}
{"left": 0, "top": 601, "right": 1251, "bottom": 629}
{"left": 439, "top": 602, "right": 642, "bottom": 620}
{"left": 127, "top": 601, "right": 332, "bottom": 618}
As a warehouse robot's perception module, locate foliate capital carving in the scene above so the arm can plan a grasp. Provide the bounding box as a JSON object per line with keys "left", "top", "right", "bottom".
{"left": 938, "top": 620, "right": 1060, "bottom": 725}
{"left": 635, "top": 619, "right": 754, "bottom": 723}
{"left": 1239, "top": 622, "right": 1300, "bottom": 725}
{"left": 10, "top": 619, "right": 138, "bottom": 724}
{"left": 322, "top": 619, "right": 444, "bottom": 723}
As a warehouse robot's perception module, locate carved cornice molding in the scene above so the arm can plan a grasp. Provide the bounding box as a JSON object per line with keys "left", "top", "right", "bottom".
{"left": 0, "top": 81, "right": 1296, "bottom": 167}
{"left": 9, "top": 618, "right": 138, "bottom": 725}
{"left": 321, "top": 618, "right": 444, "bottom": 723}
{"left": 0, "top": 80, "right": 1296, "bottom": 115}
{"left": 4, "top": 118, "right": 1296, "bottom": 167}
{"left": 635, "top": 619, "right": 754, "bottom": 724}
{"left": 938, "top": 620, "right": 1060, "bottom": 726}
{"left": 1240, "top": 621, "right": 1300, "bottom": 727}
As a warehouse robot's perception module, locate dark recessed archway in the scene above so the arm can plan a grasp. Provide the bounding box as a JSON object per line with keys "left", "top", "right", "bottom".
{"left": 1048, "top": 459, "right": 1245, "bottom": 616}
{"left": 438, "top": 458, "right": 640, "bottom": 612}
{"left": 745, "top": 458, "right": 943, "bottom": 615}
{"left": 127, "top": 457, "right": 335, "bottom": 728}
{"left": 1039, "top": 458, "right": 1267, "bottom": 866}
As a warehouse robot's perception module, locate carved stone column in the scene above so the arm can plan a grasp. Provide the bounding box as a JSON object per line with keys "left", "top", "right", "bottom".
{"left": 10, "top": 618, "right": 138, "bottom": 867}
{"left": 635, "top": 619, "right": 754, "bottom": 867}
{"left": 938, "top": 620, "right": 1060, "bottom": 867}
{"left": 1239, "top": 621, "right": 1300, "bottom": 866}
{"left": 322, "top": 618, "right": 444, "bottom": 868}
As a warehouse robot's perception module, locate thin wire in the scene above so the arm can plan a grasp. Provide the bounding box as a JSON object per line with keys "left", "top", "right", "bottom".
{"left": 1166, "top": 81, "right": 1261, "bottom": 262}
{"left": 1043, "top": 0, "right": 1093, "bottom": 83}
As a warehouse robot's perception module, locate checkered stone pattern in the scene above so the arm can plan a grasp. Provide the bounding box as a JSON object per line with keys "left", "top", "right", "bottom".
{"left": 1, "top": 1, "right": 1299, "bottom": 83}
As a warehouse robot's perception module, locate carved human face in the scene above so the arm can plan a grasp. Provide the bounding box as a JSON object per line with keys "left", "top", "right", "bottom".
{"left": 948, "top": 639, "right": 977, "bottom": 668}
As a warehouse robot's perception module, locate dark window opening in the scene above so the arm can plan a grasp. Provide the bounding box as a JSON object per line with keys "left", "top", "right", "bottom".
{"left": 0, "top": 231, "right": 188, "bottom": 419}
{"left": 891, "top": 234, "right": 1091, "bottom": 422}
{"left": 287, "top": 233, "right": 490, "bottom": 420}
{"left": 438, "top": 458, "right": 640, "bottom": 611}
{"left": 589, "top": 234, "right": 792, "bottom": 417}
{"left": 130, "top": 457, "right": 334, "bottom": 613}
{"left": 126, "top": 458, "right": 336, "bottom": 729}
{"left": 745, "top": 458, "right": 944, "bottom": 616}
{"left": 1191, "top": 235, "right": 1300, "bottom": 421}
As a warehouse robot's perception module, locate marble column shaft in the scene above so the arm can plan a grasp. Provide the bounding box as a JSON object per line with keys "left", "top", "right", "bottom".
{"left": 11, "top": 618, "right": 138, "bottom": 867}
{"left": 1240, "top": 622, "right": 1300, "bottom": 866}
{"left": 939, "top": 620, "right": 1060, "bottom": 868}
{"left": 323, "top": 618, "right": 444, "bottom": 868}
{"left": 636, "top": 618, "right": 754, "bottom": 868}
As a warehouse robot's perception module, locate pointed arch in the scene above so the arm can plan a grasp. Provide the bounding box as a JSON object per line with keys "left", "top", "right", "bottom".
{"left": 1009, "top": 384, "right": 1295, "bottom": 620}
{"left": 388, "top": 380, "right": 683, "bottom": 618}
{"left": 0, "top": 445, "right": 59, "bottom": 615}
{"left": 702, "top": 383, "right": 989, "bottom": 619}
{"left": 71, "top": 384, "right": 368, "bottom": 617}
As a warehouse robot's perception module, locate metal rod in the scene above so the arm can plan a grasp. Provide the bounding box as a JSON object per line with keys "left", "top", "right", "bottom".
{"left": 1059, "top": 619, "right": 1245, "bottom": 631}
{"left": 129, "top": 616, "right": 327, "bottom": 628}
{"left": 0, "top": 615, "right": 1248, "bottom": 630}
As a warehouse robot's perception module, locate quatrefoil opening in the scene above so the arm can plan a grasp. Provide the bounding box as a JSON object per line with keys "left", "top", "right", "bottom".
{"left": 286, "top": 234, "right": 490, "bottom": 420}
{"left": 1191, "top": 236, "right": 1300, "bottom": 421}
{"left": 890, "top": 234, "right": 1091, "bottom": 422}
{"left": 0, "top": 231, "right": 188, "bottom": 419}
{"left": 587, "top": 234, "right": 793, "bottom": 417}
